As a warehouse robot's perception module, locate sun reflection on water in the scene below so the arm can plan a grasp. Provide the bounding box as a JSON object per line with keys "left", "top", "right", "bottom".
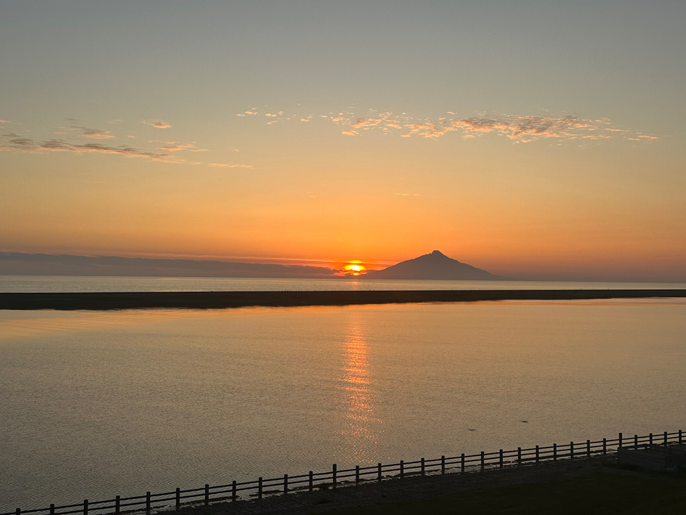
{"left": 340, "top": 315, "right": 381, "bottom": 463}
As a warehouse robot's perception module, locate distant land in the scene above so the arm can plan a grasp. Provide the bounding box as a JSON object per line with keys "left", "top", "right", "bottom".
{"left": 0, "top": 252, "right": 337, "bottom": 278}
{"left": 362, "top": 250, "right": 504, "bottom": 280}
{"left": 0, "top": 250, "right": 503, "bottom": 280}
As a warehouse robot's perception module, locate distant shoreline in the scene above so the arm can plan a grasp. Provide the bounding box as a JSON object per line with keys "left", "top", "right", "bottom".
{"left": 1, "top": 289, "right": 685, "bottom": 311}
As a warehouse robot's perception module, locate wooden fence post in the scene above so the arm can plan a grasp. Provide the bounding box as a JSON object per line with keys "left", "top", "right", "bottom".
{"left": 146, "top": 493, "right": 151, "bottom": 515}
{"left": 603, "top": 438, "right": 606, "bottom": 455}
{"left": 258, "top": 477, "right": 263, "bottom": 499}
{"left": 664, "top": 431, "right": 668, "bottom": 446}
{"left": 553, "top": 443, "right": 557, "bottom": 461}
{"left": 377, "top": 463, "right": 382, "bottom": 482}
{"left": 284, "top": 474, "right": 288, "bottom": 495}
{"left": 441, "top": 455, "right": 445, "bottom": 475}
{"left": 634, "top": 434, "right": 638, "bottom": 449}
{"left": 461, "top": 453, "right": 465, "bottom": 473}
{"left": 333, "top": 464, "right": 337, "bottom": 489}
{"left": 356, "top": 465, "right": 360, "bottom": 484}
{"left": 680, "top": 430, "right": 683, "bottom": 444}
{"left": 115, "top": 496, "right": 120, "bottom": 515}
{"left": 175, "top": 488, "right": 180, "bottom": 511}
{"left": 309, "top": 471, "right": 314, "bottom": 492}
{"left": 232, "top": 480, "right": 237, "bottom": 501}
{"left": 480, "top": 451, "right": 485, "bottom": 471}
{"left": 204, "top": 485, "right": 209, "bottom": 506}
{"left": 570, "top": 442, "right": 574, "bottom": 460}
{"left": 649, "top": 433, "right": 653, "bottom": 448}
{"left": 400, "top": 460, "right": 404, "bottom": 479}
{"left": 535, "top": 445, "right": 539, "bottom": 464}
{"left": 517, "top": 447, "right": 521, "bottom": 465}
{"left": 421, "top": 458, "right": 425, "bottom": 476}
{"left": 83, "top": 499, "right": 88, "bottom": 515}
{"left": 15, "top": 509, "right": 20, "bottom": 515}
{"left": 51, "top": 504, "right": 55, "bottom": 515}
{"left": 499, "top": 449, "right": 504, "bottom": 469}
{"left": 618, "top": 433, "right": 623, "bottom": 449}
{"left": 587, "top": 440, "right": 591, "bottom": 457}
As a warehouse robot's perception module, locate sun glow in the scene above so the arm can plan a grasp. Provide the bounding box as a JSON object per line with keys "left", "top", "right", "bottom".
{"left": 344, "top": 263, "right": 366, "bottom": 275}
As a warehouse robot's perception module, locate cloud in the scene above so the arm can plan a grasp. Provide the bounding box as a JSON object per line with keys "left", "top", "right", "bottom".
{"left": 1, "top": 119, "right": 251, "bottom": 169}
{"left": 384, "top": 114, "right": 612, "bottom": 142}
{"left": 237, "top": 107, "right": 657, "bottom": 144}
{"left": 142, "top": 119, "right": 171, "bottom": 129}
{"left": 160, "top": 144, "right": 197, "bottom": 151}
{"left": 0, "top": 135, "right": 182, "bottom": 162}
{"left": 0, "top": 119, "right": 254, "bottom": 169}
{"left": 350, "top": 117, "right": 383, "bottom": 129}
{"left": 8, "top": 137, "right": 35, "bottom": 147}
{"left": 149, "top": 140, "right": 207, "bottom": 152}
{"left": 394, "top": 113, "right": 655, "bottom": 142}
{"left": 208, "top": 163, "right": 253, "bottom": 168}
{"left": 0, "top": 120, "right": 10, "bottom": 124}
{"left": 78, "top": 127, "right": 115, "bottom": 139}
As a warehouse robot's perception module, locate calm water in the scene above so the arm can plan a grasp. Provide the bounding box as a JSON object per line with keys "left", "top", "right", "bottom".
{"left": 1, "top": 299, "right": 686, "bottom": 510}
{"left": 2, "top": 275, "right": 686, "bottom": 293}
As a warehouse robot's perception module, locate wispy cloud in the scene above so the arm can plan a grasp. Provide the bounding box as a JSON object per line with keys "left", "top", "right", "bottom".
{"left": 160, "top": 143, "right": 196, "bottom": 151}
{"left": 237, "top": 107, "right": 657, "bottom": 144}
{"left": 208, "top": 163, "right": 253, "bottom": 168}
{"left": 336, "top": 112, "right": 620, "bottom": 142}
{"left": 1, "top": 119, "right": 252, "bottom": 169}
{"left": 78, "top": 127, "right": 115, "bottom": 139}
{"left": 149, "top": 140, "right": 207, "bottom": 152}
{"left": 1, "top": 135, "right": 182, "bottom": 162}
{"left": 142, "top": 119, "right": 171, "bottom": 129}
{"left": 54, "top": 124, "right": 115, "bottom": 139}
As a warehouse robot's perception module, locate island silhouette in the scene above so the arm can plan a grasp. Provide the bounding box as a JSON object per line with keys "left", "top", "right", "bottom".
{"left": 362, "top": 250, "right": 503, "bottom": 280}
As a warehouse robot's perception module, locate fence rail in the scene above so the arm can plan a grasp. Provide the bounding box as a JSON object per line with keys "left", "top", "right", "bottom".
{"left": 6, "top": 429, "right": 683, "bottom": 515}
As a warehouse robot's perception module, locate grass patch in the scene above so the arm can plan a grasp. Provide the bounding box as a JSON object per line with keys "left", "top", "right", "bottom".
{"left": 322, "top": 471, "right": 686, "bottom": 515}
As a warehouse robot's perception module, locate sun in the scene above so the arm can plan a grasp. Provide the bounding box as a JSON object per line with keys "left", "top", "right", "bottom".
{"left": 344, "top": 263, "right": 366, "bottom": 276}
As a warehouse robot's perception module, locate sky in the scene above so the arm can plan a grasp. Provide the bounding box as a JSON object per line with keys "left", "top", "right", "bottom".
{"left": 1, "top": 0, "right": 685, "bottom": 281}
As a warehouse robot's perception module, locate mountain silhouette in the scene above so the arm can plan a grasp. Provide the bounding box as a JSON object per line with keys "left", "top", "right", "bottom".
{"left": 362, "top": 250, "right": 503, "bottom": 280}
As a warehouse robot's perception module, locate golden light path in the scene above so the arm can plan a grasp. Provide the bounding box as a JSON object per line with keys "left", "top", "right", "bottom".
{"left": 340, "top": 312, "right": 380, "bottom": 464}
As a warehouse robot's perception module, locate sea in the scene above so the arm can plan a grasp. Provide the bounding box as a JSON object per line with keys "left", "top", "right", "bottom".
{"left": 1, "top": 276, "right": 686, "bottom": 511}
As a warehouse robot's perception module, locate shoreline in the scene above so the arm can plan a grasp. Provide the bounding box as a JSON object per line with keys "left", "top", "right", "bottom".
{"left": 1, "top": 289, "right": 685, "bottom": 310}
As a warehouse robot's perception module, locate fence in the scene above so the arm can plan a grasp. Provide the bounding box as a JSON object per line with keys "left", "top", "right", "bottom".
{"left": 5, "top": 429, "right": 683, "bottom": 515}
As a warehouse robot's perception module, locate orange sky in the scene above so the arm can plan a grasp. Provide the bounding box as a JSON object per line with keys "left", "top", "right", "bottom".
{"left": 1, "top": 2, "right": 685, "bottom": 282}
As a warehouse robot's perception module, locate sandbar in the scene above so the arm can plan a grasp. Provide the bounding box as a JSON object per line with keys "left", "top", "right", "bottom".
{"left": 0, "top": 289, "right": 685, "bottom": 310}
